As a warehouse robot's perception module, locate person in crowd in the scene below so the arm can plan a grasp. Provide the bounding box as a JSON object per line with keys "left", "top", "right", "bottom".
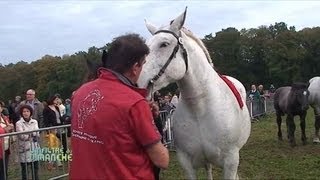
{"left": 45, "top": 129, "right": 62, "bottom": 170}
{"left": 70, "top": 33, "right": 169, "bottom": 180}
{"left": 57, "top": 98, "right": 66, "bottom": 117}
{"left": 64, "top": 99, "right": 71, "bottom": 118}
{"left": 17, "top": 89, "right": 44, "bottom": 128}
{"left": 64, "top": 99, "right": 71, "bottom": 137}
{"left": 153, "top": 91, "right": 161, "bottom": 105}
{"left": 257, "top": 84, "right": 267, "bottom": 116}
{"left": 170, "top": 93, "right": 179, "bottom": 108}
{"left": 0, "top": 101, "right": 9, "bottom": 116}
{"left": 0, "top": 103, "right": 14, "bottom": 180}
{"left": 161, "top": 95, "right": 175, "bottom": 112}
{"left": 258, "top": 84, "right": 265, "bottom": 97}
{"left": 248, "top": 84, "right": 261, "bottom": 121}
{"left": 248, "top": 84, "right": 261, "bottom": 101}
{"left": 43, "top": 95, "right": 67, "bottom": 154}
{"left": 269, "top": 84, "right": 276, "bottom": 93}
{"left": 16, "top": 105, "right": 40, "bottom": 180}
{"left": 8, "top": 95, "right": 22, "bottom": 128}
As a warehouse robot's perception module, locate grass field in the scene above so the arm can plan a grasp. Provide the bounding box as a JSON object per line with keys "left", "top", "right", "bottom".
{"left": 160, "top": 111, "right": 320, "bottom": 179}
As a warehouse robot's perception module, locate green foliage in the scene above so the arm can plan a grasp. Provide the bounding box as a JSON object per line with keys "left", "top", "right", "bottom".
{"left": 1, "top": 22, "right": 320, "bottom": 103}
{"left": 203, "top": 22, "right": 320, "bottom": 89}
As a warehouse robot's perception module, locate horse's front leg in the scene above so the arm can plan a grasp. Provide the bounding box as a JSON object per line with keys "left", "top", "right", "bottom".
{"left": 205, "top": 163, "right": 213, "bottom": 180}
{"left": 300, "top": 111, "right": 307, "bottom": 145}
{"left": 286, "top": 114, "right": 296, "bottom": 147}
{"left": 222, "top": 151, "right": 239, "bottom": 180}
{"left": 176, "top": 149, "right": 196, "bottom": 179}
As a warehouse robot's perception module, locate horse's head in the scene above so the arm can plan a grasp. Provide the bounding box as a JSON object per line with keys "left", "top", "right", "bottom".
{"left": 291, "top": 82, "right": 310, "bottom": 111}
{"left": 137, "top": 8, "right": 189, "bottom": 98}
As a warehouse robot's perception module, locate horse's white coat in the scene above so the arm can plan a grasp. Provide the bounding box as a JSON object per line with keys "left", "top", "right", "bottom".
{"left": 138, "top": 9, "right": 251, "bottom": 179}
{"left": 308, "top": 76, "right": 320, "bottom": 143}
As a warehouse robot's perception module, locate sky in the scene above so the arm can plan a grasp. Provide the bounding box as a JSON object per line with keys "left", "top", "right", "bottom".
{"left": 0, "top": 1, "right": 319, "bottom": 65}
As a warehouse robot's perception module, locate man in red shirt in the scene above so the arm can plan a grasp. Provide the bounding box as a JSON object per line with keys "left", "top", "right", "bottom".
{"left": 70, "top": 34, "right": 169, "bottom": 179}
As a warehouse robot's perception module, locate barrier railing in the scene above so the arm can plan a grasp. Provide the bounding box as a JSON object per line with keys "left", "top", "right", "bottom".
{"left": 0, "top": 124, "right": 71, "bottom": 180}
{"left": 158, "top": 98, "right": 276, "bottom": 150}
{"left": 159, "top": 110, "right": 175, "bottom": 150}
{"left": 246, "top": 97, "right": 275, "bottom": 119}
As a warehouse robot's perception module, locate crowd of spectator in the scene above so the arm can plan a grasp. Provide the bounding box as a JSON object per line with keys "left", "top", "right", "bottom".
{"left": 247, "top": 84, "right": 276, "bottom": 122}
{"left": 0, "top": 89, "right": 71, "bottom": 180}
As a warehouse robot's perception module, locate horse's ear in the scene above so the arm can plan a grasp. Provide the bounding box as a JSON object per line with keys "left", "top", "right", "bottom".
{"left": 145, "top": 19, "right": 157, "bottom": 35}
{"left": 101, "top": 50, "right": 108, "bottom": 67}
{"left": 85, "top": 59, "right": 100, "bottom": 82}
{"left": 169, "top": 7, "right": 187, "bottom": 32}
{"left": 86, "top": 59, "right": 97, "bottom": 73}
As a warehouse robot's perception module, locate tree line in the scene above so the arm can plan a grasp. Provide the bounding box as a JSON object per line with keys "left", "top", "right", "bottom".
{"left": 0, "top": 22, "right": 319, "bottom": 103}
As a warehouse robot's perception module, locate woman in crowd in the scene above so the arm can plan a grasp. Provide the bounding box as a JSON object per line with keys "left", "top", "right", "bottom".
{"left": 43, "top": 95, "right": 67, "bottom": 154}
{"left": 0, "top": 103, "right": 14, "bottom": 180}
{"left": 16, "top": 105, "right": 40, "bottom": 180}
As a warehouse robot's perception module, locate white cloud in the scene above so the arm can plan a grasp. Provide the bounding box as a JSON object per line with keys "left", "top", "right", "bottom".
{"left": 0, "top": 1, "right": 319, "bottom": 65}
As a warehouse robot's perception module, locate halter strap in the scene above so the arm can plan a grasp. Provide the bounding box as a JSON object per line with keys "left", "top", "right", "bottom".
{"left": 149, "top": 30, "right": 188, "bottom": 84}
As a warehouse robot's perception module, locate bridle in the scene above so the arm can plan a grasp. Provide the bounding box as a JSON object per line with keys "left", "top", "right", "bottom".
{"left": 148, "top": 30, "right": 189, "bottom": 86}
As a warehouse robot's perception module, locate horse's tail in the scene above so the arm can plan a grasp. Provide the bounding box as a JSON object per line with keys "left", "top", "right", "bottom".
{"left": 273, "top": 89, "right": 283, "bottom": 115}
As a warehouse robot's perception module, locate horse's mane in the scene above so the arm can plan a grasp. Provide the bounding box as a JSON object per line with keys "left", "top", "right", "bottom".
{"left": 181, "top": 27, "right": 214, "bottom": 67}
{"left": 291, "top": 82, "right": 308, "bottom": 90}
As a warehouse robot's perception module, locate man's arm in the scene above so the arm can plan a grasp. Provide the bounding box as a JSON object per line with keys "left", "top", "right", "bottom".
{"left": 146, "top": 141, "right": 169, "bottom": 169}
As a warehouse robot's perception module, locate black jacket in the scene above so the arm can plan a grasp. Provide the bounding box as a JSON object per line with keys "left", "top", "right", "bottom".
{"left": 43, "top": 106, "right": 63, "bottom": 127}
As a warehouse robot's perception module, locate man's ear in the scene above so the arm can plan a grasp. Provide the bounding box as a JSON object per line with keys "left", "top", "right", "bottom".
{"left": 131, "top": 62, "right": 140, "bottom": 76}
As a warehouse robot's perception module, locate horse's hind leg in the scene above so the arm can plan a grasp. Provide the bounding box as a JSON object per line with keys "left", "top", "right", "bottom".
{"left": 313, "top": 106, "right": 320, "bottom": 143}
{"left": 176, "top": 149, "right": 196, "bottom": 179}
{"left": 205, "top": 163, "right": 213, "bottom": 180}
{"left": 222, "top": 151, "right": 239, "bottom": 180}
{"left": 300, "top": 111, "right": 307, "bottom": 145}
{"left": 276, "top": 112, "right": 283, "bottom": 141}
{"left": 313, "top": 114, "right": 320, "bottom": 143}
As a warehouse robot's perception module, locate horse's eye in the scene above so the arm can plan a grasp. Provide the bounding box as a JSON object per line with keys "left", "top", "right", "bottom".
{"left": 160, "top": 42, "right": 169, "bottom": 48}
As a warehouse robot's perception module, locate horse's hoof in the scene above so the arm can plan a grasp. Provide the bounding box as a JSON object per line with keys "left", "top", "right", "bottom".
{"left": 289, "top": 140, "right": 296, "bottom": 147}
{"left": 313, "top": 138, "right": 320, "bottom": 144}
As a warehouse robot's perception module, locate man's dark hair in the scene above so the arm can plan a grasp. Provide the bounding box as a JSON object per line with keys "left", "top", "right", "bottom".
{"left": 102, "top": 33, "right": 149, "bottom": 73}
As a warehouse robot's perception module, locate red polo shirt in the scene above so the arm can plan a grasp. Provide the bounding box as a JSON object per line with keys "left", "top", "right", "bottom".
{"left": 70, "top": 68, "right": 161, "bottom": 180}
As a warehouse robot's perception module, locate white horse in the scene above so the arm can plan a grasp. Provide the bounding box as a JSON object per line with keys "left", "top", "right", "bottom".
{"left": 308, "top": 77, "right": 320, "bottom": 143}
{"left": 138, "top": 8, "right": 251, "bottom": 179}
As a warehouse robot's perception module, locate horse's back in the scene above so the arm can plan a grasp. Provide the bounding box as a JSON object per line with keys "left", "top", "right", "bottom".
{"left": 224, "top": 76, "right": 248, "bottom": 104}
{"left": 274, "top": 86, "right": 291, "bottom": 114}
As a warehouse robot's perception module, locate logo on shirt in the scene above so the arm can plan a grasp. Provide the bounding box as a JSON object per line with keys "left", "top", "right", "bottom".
{"left": 77, "top": 89, "right": 104, "bottom": 129}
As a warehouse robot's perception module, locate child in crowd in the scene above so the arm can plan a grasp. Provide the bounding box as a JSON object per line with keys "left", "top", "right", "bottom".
{"left": 46, "top": 129, "right": 62, "bottom": 170}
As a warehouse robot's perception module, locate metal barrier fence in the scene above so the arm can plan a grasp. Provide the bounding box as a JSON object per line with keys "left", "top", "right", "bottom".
{"left": 159, "top": 110, "right": 175, "bottom": 150}
{"left": 158, "top": 98, "right": 276, "bottom": 149}
{"left": 0, "top": 99, "right": 275, "bottom": 179}
{"left": 246, "top": 97, "right": 275, "bottom": 119}
{"left": 0, "top": 124, "right": 71, "bottom": 180}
